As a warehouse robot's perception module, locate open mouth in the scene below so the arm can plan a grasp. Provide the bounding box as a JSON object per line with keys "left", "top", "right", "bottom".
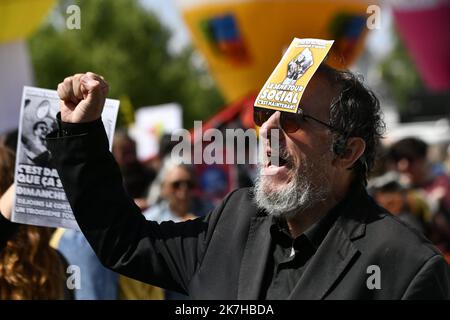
{"left": 267, "top": 150, "right": 289, "bottom": 167}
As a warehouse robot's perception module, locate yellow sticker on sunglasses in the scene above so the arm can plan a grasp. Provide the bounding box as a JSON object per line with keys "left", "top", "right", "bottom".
{"left": 254, "top": 38, "right": 334, "bottom": 113}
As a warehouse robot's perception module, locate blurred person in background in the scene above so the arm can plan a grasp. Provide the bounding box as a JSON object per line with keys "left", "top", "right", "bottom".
{"left": 50, "top": 227, "right": 119, "bottom": 300}
{"left": 0, "top": 145, "right": 73, "bottom": 299}
{"left": 112, "top": 130, "right": 156, "bottom": 211}
{"left": 368, "top": 171, "right": 431, "bottom": 234}
{"left": 369, "top": 145, "right": 431, "bottom": 232}
{"left": 145, "top": 156, "right": 214, "bottom": 221}
{"left": 389, "top": 138, "right": 450, "bottom": 211}
{"left": 144, "top": 157, "right": 201, "bottom": 299}
{"left": 147, "top": 133, "right": 180, "bottom": 174}
{"left": 145, "top": 157, "right": 198, "bottom": 223}
{"left": 389, "top": 137, "right": 450, "bottom": 263}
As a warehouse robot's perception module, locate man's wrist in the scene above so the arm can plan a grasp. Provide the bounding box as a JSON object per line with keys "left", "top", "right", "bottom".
{"left": 56, "top": 112, "right": 102, "bottom": 137}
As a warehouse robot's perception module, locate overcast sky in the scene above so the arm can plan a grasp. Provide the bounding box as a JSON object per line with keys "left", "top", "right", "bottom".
{"left": 140, "top": 0, "right": 191, "bottom": 53}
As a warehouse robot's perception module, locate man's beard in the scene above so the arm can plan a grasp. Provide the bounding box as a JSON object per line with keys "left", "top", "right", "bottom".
{"left": 254, "top": 150, "right": 332, "bottom": 219}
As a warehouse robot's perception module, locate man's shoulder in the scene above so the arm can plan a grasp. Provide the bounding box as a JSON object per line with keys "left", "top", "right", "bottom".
{"left": 226, "top": 187, "right": 255, "bottom": 202}
{"left": 211, "top": 187, "right": 260, "bottom": 222}
{"left": 361, "top": 202, "right": 442, "bottom": 261}
{"left": 221, "top": 187, "right": 257, "bottom": 212}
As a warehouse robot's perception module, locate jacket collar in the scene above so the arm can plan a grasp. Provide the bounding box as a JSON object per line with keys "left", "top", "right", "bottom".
{"left": 237, "top": 213, "right": 273, "bottom": 299}
{"left": 237, "top": 185, "right": 371, "bottom": 299}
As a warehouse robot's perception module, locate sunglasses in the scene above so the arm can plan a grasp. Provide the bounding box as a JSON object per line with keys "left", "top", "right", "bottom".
{"left": 254, "top": 107, "right": 338, "bottom": 133}
{"left": 169, "top": 180, "right": 194, "bottom": 190}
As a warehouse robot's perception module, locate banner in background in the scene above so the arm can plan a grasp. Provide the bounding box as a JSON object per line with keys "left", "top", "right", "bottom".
{"left": 129, "top": 103, "right": 183, "bottom": 162}
{"left": 392, "top": 0, "right": 450, "bottom": 91}
{"left": 12, "top": 86, "right": 120, "bottom": 230}
{"left": 176, "top": 0, "right": 371, "bottom": 102}
{"left": 0, "top": 0, "right": 55, "bottom": 43}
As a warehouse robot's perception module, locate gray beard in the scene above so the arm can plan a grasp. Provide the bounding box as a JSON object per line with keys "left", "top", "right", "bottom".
{"left": 253, "top": 155, "right": 331, "bottom": 219}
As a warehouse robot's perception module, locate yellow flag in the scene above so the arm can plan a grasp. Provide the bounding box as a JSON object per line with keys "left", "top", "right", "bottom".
{"left": 0, "top": 0, "right": 56, "bottom": 43}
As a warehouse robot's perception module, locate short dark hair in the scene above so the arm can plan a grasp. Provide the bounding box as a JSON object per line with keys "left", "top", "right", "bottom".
{"left": 317, "top": 64, "right": 385, "bottom": 186}
{"left": 388, "top": 137, "right": 428, "bottom": 162}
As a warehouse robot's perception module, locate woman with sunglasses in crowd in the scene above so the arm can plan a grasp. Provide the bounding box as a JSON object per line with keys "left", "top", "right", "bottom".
{"left": 144, "top": 157, "right": 199, "bottom": 227}
{"left": 144, "top": 157, "right": 207, "bottom": 299}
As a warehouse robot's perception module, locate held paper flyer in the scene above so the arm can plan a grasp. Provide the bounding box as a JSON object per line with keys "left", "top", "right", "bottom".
{"left": 254, "top": 38, "right": 334, "bottom": 114}
{"left": 11, "top": 86, "right": 120, "bottom": 230}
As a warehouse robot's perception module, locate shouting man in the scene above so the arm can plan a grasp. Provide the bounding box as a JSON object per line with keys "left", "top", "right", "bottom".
{"left": 45, "top": 67, "right": 449, "bottom": 299}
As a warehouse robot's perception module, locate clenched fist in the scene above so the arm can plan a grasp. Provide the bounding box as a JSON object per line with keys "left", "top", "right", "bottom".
{"left": 57, "top": 72, "right": 109, "bottom": 123}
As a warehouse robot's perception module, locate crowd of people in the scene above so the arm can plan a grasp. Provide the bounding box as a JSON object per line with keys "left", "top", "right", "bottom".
{"left": 0, "top": 124, "right": 221, "bottom": 299}
{"left": 0, "top": 66, "right": 449, "bottom": 299}
{"left": 368, "top": 138, "right": 450, "bottom": 263}
{"left": 0, "top": 126, "right": 212, "bottom": 299}
{"left": 0, "top": 145, "right": 72, "bottom": 299}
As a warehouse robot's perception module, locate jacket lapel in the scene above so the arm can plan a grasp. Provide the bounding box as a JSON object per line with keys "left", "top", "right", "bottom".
{"left": 238, "top": 187, "right": 371, "bottom": 300}
{"left": 289, "top": 200, "right": 368, "bottom": 300}
{"left": 289, "top": 223, "right": 360, "bottom": 299}
{"left": 238, "top": 214, "right": 272, "bottom": 299}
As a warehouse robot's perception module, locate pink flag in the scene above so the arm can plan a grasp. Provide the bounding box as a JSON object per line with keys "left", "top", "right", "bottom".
{"left": 393, "top": 1, "right": 450, "bottom": 91}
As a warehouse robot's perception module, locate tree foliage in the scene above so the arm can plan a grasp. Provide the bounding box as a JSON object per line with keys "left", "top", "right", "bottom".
{"left": 379, "top": 31, "right": 425, "bottom": 113}
{"left": 28, "top": 0, "right": 224, "bottom": 127}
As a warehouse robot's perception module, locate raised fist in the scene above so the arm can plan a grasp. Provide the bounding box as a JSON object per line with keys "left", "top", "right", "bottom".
{"left": 57, "top": 72, "right": 109, "bottom": 123}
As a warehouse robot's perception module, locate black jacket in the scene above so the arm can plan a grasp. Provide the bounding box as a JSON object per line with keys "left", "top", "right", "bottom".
{"left": 47, "top": 119, "right": 450, "bottom": 299}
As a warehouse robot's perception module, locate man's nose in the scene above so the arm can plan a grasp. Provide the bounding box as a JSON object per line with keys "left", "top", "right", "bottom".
{"left": 259, "top": 111, "right": 282, "bottom": 139}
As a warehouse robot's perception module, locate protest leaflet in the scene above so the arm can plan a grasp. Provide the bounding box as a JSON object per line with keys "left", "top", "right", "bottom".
{"left": 11, "top": 86, "right": 120, "bottom": 230}
{"left": 254, "top": 38, "right": 334, "bottom": 114}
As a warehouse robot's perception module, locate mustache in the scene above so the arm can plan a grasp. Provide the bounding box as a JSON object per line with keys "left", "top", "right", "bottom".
{"left": 266, "top": 147, "right": 294, "bottom": 167}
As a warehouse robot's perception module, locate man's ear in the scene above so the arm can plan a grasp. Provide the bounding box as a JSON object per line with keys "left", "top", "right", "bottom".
{"left": 334, "top": 137, "right": 366, "bottom": 169}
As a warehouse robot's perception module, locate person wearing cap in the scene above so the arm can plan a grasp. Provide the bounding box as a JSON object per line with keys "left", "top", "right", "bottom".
{"left": 42, "top": 68, "right": 449, "bottom": 299}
